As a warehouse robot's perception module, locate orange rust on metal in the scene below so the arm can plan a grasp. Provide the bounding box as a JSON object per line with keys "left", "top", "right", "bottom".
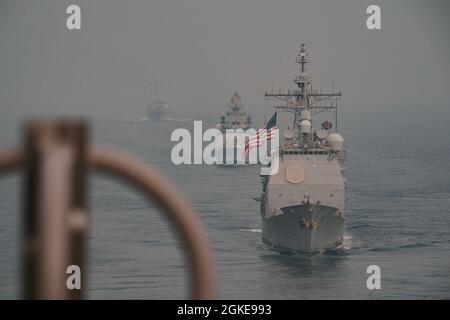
{"left": 89, "top": 146, "right": 216, "bottom": 299}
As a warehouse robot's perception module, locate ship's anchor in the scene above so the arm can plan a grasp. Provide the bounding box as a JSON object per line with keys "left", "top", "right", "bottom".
{"left": 0, "top": 119, "right": 216, "bottom": 299}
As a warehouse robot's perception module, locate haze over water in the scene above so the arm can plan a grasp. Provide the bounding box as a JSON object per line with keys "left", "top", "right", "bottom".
{"left": 1, "top": 107, "right": 449, "bottom": 299}
{"left": 0, "top": 0, "right": 449, "bottom": 299}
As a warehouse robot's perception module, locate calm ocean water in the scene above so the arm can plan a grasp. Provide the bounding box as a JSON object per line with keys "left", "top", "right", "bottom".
{"left": 0, "top": 108, "right": 449, "bottom": 299}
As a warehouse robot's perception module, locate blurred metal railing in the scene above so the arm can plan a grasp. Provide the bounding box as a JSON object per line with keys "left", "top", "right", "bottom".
{"left": 0, "top": 120, "right": 215, "bottom": 299}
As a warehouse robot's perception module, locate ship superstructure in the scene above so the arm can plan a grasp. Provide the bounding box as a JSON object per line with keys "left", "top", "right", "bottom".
{"left": 216, "top": 92, "right": 252, "bottom": 165}
{"left": 260, "top": 44, "right": 347, "bottom": 252}
{"left": 217, "top": 92, "right": 252, "bottom": 131}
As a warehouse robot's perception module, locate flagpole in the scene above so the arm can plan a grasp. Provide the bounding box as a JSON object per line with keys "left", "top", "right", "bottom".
{"left": 263, "top": 109, "right": 267, "bottom": 128}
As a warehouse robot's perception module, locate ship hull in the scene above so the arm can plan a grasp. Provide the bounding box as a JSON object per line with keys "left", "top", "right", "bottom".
{"left": 215, "top": 145, "right": 254, "bottom": 166}
{"left": 262, "top": 203, "right": 344, "bottom": 253}
{"left": 148, "top": 110, "right": 165, "bottom": 121}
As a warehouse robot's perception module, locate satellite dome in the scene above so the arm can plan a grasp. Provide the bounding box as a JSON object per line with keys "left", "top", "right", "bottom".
{"left": 299, "top": 120, "right": 311, "bottom": 134}
{"left": 326, "top": 133, "right": 344, "bottom": 150}
{"left": 316, "top": 129, "right": 329, "bottom": 140}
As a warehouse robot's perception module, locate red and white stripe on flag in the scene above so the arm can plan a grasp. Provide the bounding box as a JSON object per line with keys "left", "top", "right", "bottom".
{"left": 243, "top": 128, "right": 276, "bottom": 157}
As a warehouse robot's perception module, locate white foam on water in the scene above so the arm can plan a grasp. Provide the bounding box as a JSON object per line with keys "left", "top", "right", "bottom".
{"left": 162, "top": 117, "right": 193, "bottom": 122}
{"left": 120, "top": 116, "right": 193, "bottom": 122}
{"left": 342, "top": 234, "right": 353, "bottom": 250}
{"left": 120, "top": 117, "right": 149, "bottom": 122}
{"left": 132, "top": 118, "right": 150, "bottom": 122}
{"left": 239, "top": 228, "right": 262, "bottom": 233}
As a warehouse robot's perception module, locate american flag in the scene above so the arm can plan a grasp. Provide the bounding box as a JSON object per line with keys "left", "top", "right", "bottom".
{"left": 243, "top": 112, "right": 277, "bottom": 158}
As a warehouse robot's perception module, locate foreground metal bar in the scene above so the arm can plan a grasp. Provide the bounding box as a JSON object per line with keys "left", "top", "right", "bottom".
{"left": 23, "top": 120, "right": 88, "bottom": 299}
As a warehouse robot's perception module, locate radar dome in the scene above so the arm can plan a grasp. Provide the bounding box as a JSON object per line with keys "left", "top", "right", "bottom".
{"left": 316, "top": 129, "right": 329, "bottom": 140}
{"left": 326, "top": 133, "right": 344, "bottom": 151}
{"left": 299, "top": 120, "right": 311, "bottom": 134}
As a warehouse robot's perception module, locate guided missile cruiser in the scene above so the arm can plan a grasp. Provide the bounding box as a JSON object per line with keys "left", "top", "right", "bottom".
{"left": 260, "top": 44, "right": 347, "bottom": 252}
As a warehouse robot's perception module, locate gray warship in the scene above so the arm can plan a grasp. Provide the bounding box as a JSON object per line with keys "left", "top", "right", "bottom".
{"left": 147, "top": 81, "right": 168, "bottom": 121}
{"left": 260, "top": 44, "right": 346, "bottom": 252}
{"left": 216, "top": 92, "right": 252, "bottom": 165}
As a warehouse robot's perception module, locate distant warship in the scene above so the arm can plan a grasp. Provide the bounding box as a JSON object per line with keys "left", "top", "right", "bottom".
{"left": 147, "top": 81, "right": 168, "bottom": 121}
{"left": 260, "top": 44, "right": 347, "bottom": 252}
{"left": 216, "top": 92, "right": 252, "bottom": 165}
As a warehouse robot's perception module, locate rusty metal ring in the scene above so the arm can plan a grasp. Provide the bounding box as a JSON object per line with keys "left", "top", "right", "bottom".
{"left": 0, "top": 146, "right": 215, "bottom": 299}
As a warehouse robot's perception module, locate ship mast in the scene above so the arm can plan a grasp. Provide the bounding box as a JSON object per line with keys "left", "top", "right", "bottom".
{"left": 265, "top": 44, "right": 342, "bottom": 148}
{"left": 295, "top": 43, "right": 310, "bottom": 108}
{"left": 154, "top": 80, "right": 161, "bottom": 102}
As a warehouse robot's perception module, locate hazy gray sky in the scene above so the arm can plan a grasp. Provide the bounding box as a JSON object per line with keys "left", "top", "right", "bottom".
{"left": 0, "top": 0, "right": 449, "bottom": 121}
